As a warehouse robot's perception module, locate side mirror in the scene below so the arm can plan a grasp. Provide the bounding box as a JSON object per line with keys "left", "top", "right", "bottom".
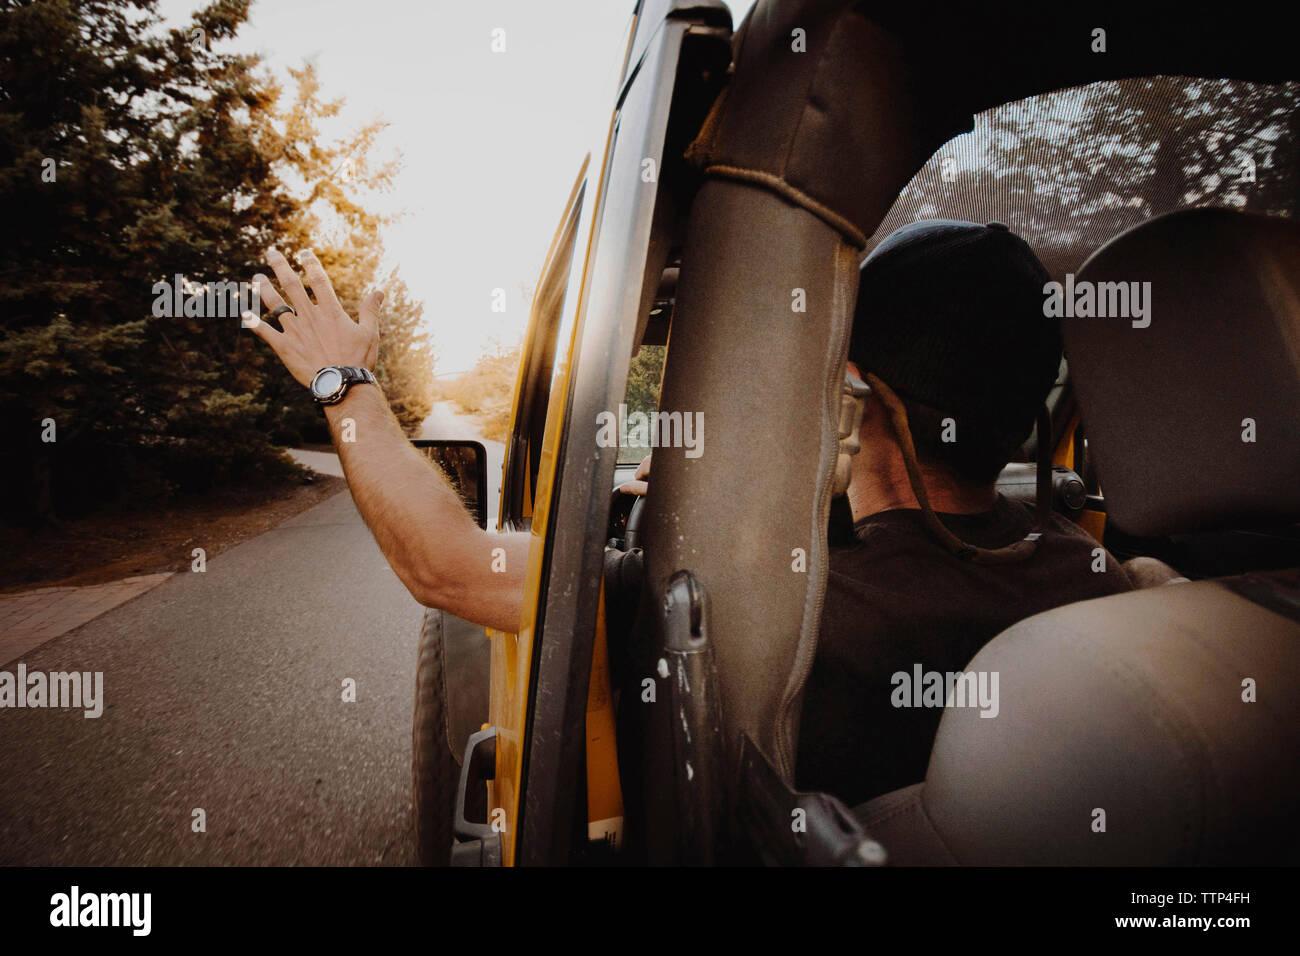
{"left": 410, "top": 439, "right": 489, "bottom": 530}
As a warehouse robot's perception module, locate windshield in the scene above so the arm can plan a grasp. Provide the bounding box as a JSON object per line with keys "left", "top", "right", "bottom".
{"left": 866, "top": 76, "right": 1299, "bottom": 278}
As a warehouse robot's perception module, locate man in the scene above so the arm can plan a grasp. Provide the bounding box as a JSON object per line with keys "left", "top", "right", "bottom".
{"left": 795, "top": 219, "right": 1138, "bottom": 806}
{"left": 245, "top": 221, "right": 1138, "bottom": 812}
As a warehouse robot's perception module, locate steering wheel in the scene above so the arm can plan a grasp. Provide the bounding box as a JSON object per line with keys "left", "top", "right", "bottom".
{"left": 624, "top": 494, "right": 646, "bottom": 550}
{"left": 607, "top": 486, "right": 648, "bottom": 551}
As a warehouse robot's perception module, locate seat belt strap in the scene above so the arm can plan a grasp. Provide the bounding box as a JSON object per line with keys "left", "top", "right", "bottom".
{"left": 865, "top": 372, "right": 1047, "bottom": 566}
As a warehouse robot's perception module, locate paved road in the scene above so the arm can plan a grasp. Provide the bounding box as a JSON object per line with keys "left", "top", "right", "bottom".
{"left": 0, "top": 492, "right": 422, "bottom": 865}
{"left": 0, "top": 399, "right": 499, "bottom": 865}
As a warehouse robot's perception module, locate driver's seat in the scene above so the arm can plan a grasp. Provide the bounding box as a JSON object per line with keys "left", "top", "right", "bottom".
{"left": 854, "top": 209, "right": 1300, "bottom": 864}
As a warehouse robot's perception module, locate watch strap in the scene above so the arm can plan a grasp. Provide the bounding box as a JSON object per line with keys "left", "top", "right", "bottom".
{"left": 338, "top": 366, "right": 376, "bottom": 387}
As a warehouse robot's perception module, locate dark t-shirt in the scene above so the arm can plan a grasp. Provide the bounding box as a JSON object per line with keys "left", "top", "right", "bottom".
{"left": 796, "top": 495, "right": 1136, "bottom": 806}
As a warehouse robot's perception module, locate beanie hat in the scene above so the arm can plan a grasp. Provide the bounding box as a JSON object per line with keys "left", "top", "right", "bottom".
{"left": 849, "top": 219, "right": 1061, "bottom": 439}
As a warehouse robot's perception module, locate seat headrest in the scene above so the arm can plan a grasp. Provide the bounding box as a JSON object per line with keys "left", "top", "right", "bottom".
{"left": 1065, "top": 208, "right": 1300, "bottom": 537}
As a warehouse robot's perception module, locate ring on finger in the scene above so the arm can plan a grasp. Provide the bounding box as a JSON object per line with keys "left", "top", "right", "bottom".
{"left": 268, "top": 304, "right": 297, "bottom": 321}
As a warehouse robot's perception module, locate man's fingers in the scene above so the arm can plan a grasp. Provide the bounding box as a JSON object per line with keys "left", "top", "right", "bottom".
{"left": 299, "top": 250, "right": 345, "bottom": 316}
{"left": 253, "top": 273, "right": 288, "bottom": 315}
{"left": 247, "top": 313, "right": 283, "bottom": 347}
{"left": 265, "top": 247, "right": 314, "bottom": 316}
{"left": 251, "top": 273, "right": 307, "bottom": 336}
{"left": 634, "top": 453, "right": 652, "bottom": 481}
{"left": 359, "top": 289, "right": 383, "bottom": 336}
{"left": 619, "top": 479, "right": 649, "bottom": 496}
{"left": 242, "top": 294, "right": 286, "bottom": 353}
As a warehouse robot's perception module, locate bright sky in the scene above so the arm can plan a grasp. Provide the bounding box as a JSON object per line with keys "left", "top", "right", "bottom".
{"left": 156, "top": 0, "right": 756, "bottom": 373}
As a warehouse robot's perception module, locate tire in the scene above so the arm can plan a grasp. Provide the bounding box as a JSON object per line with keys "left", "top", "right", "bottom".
{"left": 412, "top": 608, "right": 460, "bottom": 867}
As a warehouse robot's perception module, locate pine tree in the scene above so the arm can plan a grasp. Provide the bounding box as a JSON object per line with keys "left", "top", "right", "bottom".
{"left": 0, "top": 0, "right": 434, "bottom": 523}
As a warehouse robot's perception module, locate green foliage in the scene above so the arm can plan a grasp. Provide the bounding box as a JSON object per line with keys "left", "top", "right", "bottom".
{"left": 375, "top": 273, "right": 434, "bottom": 434}
{"left": 441, "top": 347, "right": 522, "bottom": 443}
{"left": 623, "top": 344, "right": 665, "bottom": 420}
{"left": 617, "top": 344, "right": 666, "bottom": 464}
{"left": 441, "top": 342, "right": 665, "bottom": 452}
{"left": 0, "top": 0, "right": 434, "bottom": 524}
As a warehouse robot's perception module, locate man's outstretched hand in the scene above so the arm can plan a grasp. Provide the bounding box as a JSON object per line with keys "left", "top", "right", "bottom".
{"left": 246, "top": 247, "right": 382, "bottom": 385}
{"left": 240, "top": 246, "right": 528, "bottom": 631}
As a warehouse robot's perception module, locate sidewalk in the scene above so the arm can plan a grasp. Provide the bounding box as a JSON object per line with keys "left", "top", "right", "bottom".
{"left": 287, "top": 447, "right": 343, "bottom": 478}
{"left": 0, "top": 573, "right": 172, "bottom": 667}
{"left": 1, "top": 454, "right": 341, "bottom": 668}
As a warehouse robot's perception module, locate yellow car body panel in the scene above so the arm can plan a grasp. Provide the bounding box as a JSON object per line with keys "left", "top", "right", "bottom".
{"left": 487, "top": 109, "right": 624, "bottom": 867}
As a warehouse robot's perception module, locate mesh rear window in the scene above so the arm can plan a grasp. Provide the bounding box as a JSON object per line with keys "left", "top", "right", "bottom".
{"left": 865, "top": 77, "right": 1300, "bottom": 277}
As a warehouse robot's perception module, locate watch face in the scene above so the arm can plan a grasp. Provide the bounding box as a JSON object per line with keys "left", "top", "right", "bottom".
{"left": 312, "top": 367, "right": 343, "bottom": 399}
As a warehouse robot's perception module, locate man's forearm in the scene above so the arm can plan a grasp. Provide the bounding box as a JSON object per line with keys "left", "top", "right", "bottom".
{"left": 322, "top": 385, "right": 527, "bottom": 631}
{"left": 243, "top": 250, "right": 526, "bottom": 630}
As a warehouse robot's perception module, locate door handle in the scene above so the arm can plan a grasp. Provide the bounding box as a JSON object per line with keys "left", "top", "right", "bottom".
{"left": 451, "top": 727, "right": 501, "bottom": 866}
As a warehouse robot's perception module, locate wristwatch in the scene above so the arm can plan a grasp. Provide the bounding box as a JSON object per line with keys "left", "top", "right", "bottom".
{"left": 309, "top": 365, "right": 376, "bottom": 405}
